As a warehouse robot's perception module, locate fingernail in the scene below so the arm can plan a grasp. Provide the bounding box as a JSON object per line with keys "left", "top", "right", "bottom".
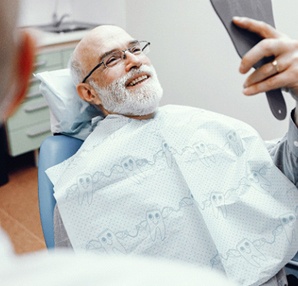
{"left": 243, "top": 88, "right": 251, "bottom": 95}
{"left": 233, "top": 16, "right": 242, "bottom": 22}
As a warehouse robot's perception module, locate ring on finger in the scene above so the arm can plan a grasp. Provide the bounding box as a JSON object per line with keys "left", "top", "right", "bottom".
{"left": 272, "top": 59, "right": 280, "bottom": 73}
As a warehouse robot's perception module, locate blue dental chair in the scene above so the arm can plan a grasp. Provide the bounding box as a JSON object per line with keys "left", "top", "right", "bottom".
{"left": 38, "top": 134, "right": 83, "bottom": 248}
{"left": 286, "top": 254, "right": 298, "bottom": 282}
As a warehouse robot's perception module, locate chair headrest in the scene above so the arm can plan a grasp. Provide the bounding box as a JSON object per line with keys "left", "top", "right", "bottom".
{"left": 35, "top": 69, "right": 102, "bottom": 140}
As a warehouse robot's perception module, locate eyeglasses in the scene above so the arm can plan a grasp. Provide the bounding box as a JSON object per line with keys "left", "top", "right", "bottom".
{"left": 81, "top": 40, "right": 151, "bottom": 83}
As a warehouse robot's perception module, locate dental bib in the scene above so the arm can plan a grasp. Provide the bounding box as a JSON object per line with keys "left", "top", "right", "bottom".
{"left": 47, "top": 105, "right": 298, "bottom": 286}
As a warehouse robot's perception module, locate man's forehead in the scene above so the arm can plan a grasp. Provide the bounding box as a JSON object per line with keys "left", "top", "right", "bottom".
{"left": 78, "top": 25, "right": 134, "bottom": 58}
{"left": 89, "top": 25, "right": 133, "bottom": 47}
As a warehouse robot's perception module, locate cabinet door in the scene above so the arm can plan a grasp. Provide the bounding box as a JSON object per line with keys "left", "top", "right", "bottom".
{"left": 61, "top": 48, "right": 74, "bottom": 67}
{"left": 5, "top": 46, "right": 76, "bottom": 156}
{"left": 7, "top": 122, "right": 52, "bottom": 157}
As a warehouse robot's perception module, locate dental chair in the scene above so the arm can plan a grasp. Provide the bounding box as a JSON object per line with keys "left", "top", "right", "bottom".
{"left": 287, "top": 253, "right": 298, "bottom": 282}
{"left": 38, "top": 134, "right": 83, "bottom": 248}
{"left": 36, "top": 68, "right": 99, "bottom": 248}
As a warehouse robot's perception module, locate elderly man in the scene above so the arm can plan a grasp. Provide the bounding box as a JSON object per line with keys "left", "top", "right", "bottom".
{"left": 0, "top": 1, "right": 239, "bottom": 286}
{"left": 48, "top": 19, "right": 298, "bottom": 286}
{"left": 71, "top": 26, "right": 162, "bottom": 120}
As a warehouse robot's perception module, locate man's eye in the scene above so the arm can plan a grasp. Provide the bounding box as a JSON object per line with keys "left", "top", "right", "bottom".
{"left": 105, "top": 56, "right": 120, "bottom": 66}
{"left": 106, "top": 57, "right": 116, "bottom": 64}
{"left": 130, "top": 46, "right": 141, "bottom": 53}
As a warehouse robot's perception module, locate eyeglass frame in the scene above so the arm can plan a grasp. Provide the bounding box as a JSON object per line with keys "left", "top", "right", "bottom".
{"left": 81, "top": 40, "right": 151, "bottom": 83}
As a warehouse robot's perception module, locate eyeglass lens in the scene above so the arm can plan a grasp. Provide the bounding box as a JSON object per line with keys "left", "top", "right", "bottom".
{"left": 103, "top": 41, "right": 150, "bottom": 68}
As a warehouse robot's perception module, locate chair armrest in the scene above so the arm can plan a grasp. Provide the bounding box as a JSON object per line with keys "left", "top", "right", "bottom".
{"left": 38, "top": 134, "right": 83, "bottom": 248}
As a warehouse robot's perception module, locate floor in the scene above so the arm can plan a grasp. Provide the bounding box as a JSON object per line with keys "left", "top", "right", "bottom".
{"left": 0, "top": 152, "right": 46, "bottom": 254}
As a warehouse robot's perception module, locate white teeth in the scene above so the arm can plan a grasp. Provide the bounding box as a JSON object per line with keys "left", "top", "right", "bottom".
{"left": 129, "top": 75, "right": 148, "bottom": 86}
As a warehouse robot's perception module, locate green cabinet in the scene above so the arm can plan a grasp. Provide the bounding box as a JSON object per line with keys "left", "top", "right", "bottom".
{"left": 5, "top": 46, "right": 75, "bottom": 156}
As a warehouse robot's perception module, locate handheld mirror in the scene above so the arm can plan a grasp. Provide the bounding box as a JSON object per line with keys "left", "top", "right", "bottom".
{"left": 210, "top": 0, "right": 287, "bottom": 120}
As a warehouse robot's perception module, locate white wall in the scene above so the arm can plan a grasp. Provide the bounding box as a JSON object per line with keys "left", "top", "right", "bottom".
{"left": 71, "top": 0, "right": 126, "bottom": 28}
{"left": 18, "top": 0, "right": 126, "bottom": 28}
{"left": 126, "top": 0, "right": 298, "bottom": 140}
{"left": 18, "top": 0, "right": 73, "bottom": 26}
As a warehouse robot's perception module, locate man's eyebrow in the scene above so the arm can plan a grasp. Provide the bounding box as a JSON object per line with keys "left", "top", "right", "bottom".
{"left": 99, "top": 40, "right": 139, "bottom": 62}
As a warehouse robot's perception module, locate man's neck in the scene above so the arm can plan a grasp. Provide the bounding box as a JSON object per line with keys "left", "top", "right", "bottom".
{"left": 125, "top": 112, "right": 155, "bottom": 120}
{"left": 100, "top": 105, "right": 156, "bottom": 120}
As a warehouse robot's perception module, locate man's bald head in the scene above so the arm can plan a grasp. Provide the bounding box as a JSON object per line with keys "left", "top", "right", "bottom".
{"left": 70, "top": 25, "right": 134, "bottom": 84}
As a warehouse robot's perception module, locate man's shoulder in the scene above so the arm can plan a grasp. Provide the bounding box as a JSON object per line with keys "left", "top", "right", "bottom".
{"left": 158, "top": 104, "right": 258, "bottom": 134}
{"left": 158, "top": 104, "right": 203, "bottom": 114}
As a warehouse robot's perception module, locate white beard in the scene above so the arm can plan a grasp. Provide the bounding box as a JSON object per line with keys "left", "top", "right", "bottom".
{"left": 90, "top": 65, "right": 163, "bottom": 116}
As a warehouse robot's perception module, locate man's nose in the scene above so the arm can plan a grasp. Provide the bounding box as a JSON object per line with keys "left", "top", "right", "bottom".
{"left": 123, "top": 51, "right": 142, "bottom": 71}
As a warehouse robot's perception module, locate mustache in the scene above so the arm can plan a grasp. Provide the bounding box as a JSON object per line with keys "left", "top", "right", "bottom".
{"left": 115, "top": 65, "right": 155, "bottom": 86}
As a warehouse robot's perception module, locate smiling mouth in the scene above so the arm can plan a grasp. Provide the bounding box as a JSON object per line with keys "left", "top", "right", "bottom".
{"left": 126, "top": 75, "right": 150, "bottom": 87}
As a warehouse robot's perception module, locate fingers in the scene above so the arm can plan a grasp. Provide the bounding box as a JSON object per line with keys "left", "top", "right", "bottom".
{"left": 243, "top": 56, "right": 298, "bottom": 96}
{"left": 243, "top": 72, "right": 288, "bottom": 96}
{"left": 232, "top": 17, "right": 287, "bottom": 74}
{"left": 239, "top": 38, "right": 282, "bottom": 74}
{"left": 241, "top": 37, "right": 298, "bottom": 95}
{"left": 233, "top": 17, "right": 298, "bottom": 98}
{"left": 232, "top": 17, "right": 281, "bottom": 39}
{"left": 243, "top": 60, "right": 281, "bottom": 89}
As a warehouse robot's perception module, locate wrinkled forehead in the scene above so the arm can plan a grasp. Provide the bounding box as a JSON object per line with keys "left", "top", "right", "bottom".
{"left": 76, "top": 25, "right": 135, "bottom": 70}
{"left": 93, "top": 25, "right": 134, "bottom": 47}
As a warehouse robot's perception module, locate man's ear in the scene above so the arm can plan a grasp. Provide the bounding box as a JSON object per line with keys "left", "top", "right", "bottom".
{"left": 5, "top": 30, "right": 36, "bottom": 117}
{"left": 76, "top": 83, "right": 110, "bottom": 116}
{"left": 76, "top": 83, "right": 102, "bottom": 106}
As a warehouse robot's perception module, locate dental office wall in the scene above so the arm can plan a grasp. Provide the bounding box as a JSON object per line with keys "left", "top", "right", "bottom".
{"left": 19, "top": 0, "right": 298, "bottom": 139}
{"left": 126, "top": 0, "right": 298, "bottom": 140}
{"left": 18, "top": 0, "right": 126, "bottom": 28}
